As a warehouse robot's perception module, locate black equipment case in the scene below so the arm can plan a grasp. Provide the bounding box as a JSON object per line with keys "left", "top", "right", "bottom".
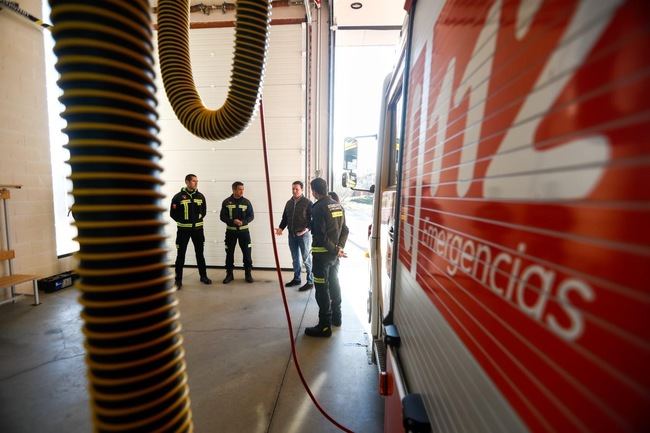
{"left": 37, "top": 271, "right": 78, "bottom": 293}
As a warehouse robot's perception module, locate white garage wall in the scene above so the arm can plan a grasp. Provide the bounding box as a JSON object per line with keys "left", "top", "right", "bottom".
{"left": 0, "top": 0, "right": 70, "bottom": 302}
{"left": 154, "top": 24, "right": 306, "bottom": 269}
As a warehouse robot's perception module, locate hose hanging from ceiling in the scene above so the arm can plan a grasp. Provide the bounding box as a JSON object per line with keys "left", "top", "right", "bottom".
{"left": 50, "top": 0, "right": 270, "bottom": 430}
{"left": 0, "top": 0, "right": 52, "bottom": 29}
{"left": 50, "top": 0, "right": 192, "bottom": 431}
{"left": 157, "top": 0, "right": 272, "bottom": 140}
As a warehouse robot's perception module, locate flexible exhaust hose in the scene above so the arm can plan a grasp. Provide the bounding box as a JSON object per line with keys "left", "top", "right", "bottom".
{"left": 50, "top": 1, "right": 192, "bottom": 431}
{"left": 157, "top": 0, "right": 271, "bottom": 140}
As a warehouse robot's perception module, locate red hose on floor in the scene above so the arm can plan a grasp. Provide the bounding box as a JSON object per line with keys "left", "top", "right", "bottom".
{"left": 259, "top": 101, "right": 354, "bottom": 433}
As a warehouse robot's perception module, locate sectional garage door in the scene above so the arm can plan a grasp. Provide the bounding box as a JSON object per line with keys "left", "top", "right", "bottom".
{"left": 155, "top": 24, "right": 306, "bottom": 269}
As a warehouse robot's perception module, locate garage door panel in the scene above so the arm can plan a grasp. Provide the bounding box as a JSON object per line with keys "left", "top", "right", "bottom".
{"left": 158, "top": 117, "right": 302, "bottom": 151}
{"left": 156, "top": 24, "right": 304, "bottom": 268}
{"left": 161, "top": 150, "right": 303, "bottom": 182}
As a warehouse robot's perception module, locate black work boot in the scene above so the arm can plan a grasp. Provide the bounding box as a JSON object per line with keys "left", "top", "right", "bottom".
{"left": 245, "top": 268, "right": 254, "bottom": 283}
{"left": 222, "top": 270, "right": 234, "bottom": 284}
{"left": 175, "top": 279, "right": 182, "bottom": 290}
{"left": 332, "top": 308, "right": 342, "bottom": 326}
{"left": 304, "top": 323, "right": 332, "bottom": 338}
{"left": 200, "top": 276, "right": 212, "bottom": 284}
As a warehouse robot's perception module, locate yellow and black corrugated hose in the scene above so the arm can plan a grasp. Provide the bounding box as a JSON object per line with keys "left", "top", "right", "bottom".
{"left": 158, "top": 0, "right": 271, "bottom": 140}
{"left": 49, "top": 0, "right": 271, "bottom": 431}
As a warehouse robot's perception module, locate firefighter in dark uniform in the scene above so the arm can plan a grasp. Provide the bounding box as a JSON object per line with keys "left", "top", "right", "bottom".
{"left": 220, "top": 181, "right": 255, "bottom": 284}
{"left": 327, "top": 191, "right": 346, "bottom": 316}
{"left": 170, "top": 174, "right": 212, "bottom": 289}
{"left": 305, "top": 178, "right": 349, "bottom": 337}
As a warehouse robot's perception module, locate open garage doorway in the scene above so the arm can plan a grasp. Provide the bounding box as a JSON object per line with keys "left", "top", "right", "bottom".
{"left": 331, "top": 25, "right": 403, "bottom": 330}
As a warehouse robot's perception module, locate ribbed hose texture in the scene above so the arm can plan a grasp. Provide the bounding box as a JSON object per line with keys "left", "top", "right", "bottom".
{"left": 50, "top": 1, "right": 192, "bottom": 431}
{"left": 157, "top": 0, "right": 271, "bottom": 140}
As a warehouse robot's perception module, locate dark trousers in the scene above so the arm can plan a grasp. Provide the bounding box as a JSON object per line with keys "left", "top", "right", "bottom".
{"left": 312, "top": 253, "right": 341, "bottom": 325}
{"left": 330, "top": 258, "right": 341, "bottom": 320}
{"left": 225, "top": 229, "right": 252, "bottom": 270}
{"left": 175, "top": 228, "right": 207, "bottom": 281}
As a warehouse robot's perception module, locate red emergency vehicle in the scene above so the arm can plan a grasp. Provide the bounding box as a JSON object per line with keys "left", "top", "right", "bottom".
{"left": 357, "top": 1, "right": 650, "bottom": 432}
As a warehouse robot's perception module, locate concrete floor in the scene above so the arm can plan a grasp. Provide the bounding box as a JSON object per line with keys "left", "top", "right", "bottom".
{"left": 0, "top": 249, "right": 383, "bottom": 432}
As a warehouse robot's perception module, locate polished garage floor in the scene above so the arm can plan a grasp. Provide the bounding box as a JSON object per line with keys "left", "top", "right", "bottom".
{"left": 0, "top": 251, "right": 383, "bottom": 432}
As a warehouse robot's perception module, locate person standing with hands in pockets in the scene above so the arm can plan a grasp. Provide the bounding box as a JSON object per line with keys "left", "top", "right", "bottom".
{"left": 275, "top": 181, "right": 313, "bottom": 291}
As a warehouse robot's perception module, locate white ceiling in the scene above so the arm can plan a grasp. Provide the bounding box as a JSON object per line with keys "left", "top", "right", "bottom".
{"left": 332, "top": 0, "right": 406, "bottom": 28}
{"left": 149, "top": 1, "right": 407, "bottom": 29}
{"left": 148, "top": 1, "right": 406, "bottom": 45}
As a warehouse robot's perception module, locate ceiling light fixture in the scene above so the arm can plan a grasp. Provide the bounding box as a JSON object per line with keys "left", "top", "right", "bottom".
{"left": 350, "top": 2, "right": 362, "bottom": 10}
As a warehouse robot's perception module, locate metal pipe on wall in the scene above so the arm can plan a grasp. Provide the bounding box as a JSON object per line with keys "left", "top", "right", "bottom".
{"left": 326, "top": 0, "right": 335, "bottom": 187}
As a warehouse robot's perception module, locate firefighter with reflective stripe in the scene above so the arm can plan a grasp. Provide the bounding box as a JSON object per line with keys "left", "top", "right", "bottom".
{"left": 220, "top": 181, "right": 255, "bottom": 283}
{"left": 327, "top": 191, "right": 346, "bottom": 324}
{"left": 305, "top": 178, "right": 349, "bottom": 337}
{"left": 170, "top": 174, "right": 212, "bottom": 289}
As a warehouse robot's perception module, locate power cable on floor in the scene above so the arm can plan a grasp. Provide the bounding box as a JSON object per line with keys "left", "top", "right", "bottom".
{"left": 259, "top": 100, "right": 354, "bottom": 433}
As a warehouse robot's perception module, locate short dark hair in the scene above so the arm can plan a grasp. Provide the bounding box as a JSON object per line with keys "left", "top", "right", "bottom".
{"left": 328, "top": 191, "right": 340, "bottom": 203}
{"left": 292, "top": 180, "right": 303, "bottom": 189}
{"left": 185, "top": 174, "right": 197, "bottom": 182}
{"left": 232, "top": 181, "right": 244, "bottom": 190}
{"left": 310, "top": 177, "right": 327, "bottom": 196}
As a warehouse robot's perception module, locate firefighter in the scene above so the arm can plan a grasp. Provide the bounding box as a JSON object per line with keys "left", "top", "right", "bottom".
{"left": 220, "top": 181, "right": 255, "bottom": 283}
{"left": 327, "top": 191, "right": 347, "bottom": 320}
{"left": 305, "top": 178, "right": 349, "bottom": 338}
{"left": 170, "top": 174, "right": 212, "bottom": 289}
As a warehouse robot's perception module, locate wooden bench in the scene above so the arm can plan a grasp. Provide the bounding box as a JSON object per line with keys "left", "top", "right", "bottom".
{"left": 0, "top": 249, "right": 40, "bottom": 306}
{"left": 1, "top": 186, "right": 40, "bottom": 306}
